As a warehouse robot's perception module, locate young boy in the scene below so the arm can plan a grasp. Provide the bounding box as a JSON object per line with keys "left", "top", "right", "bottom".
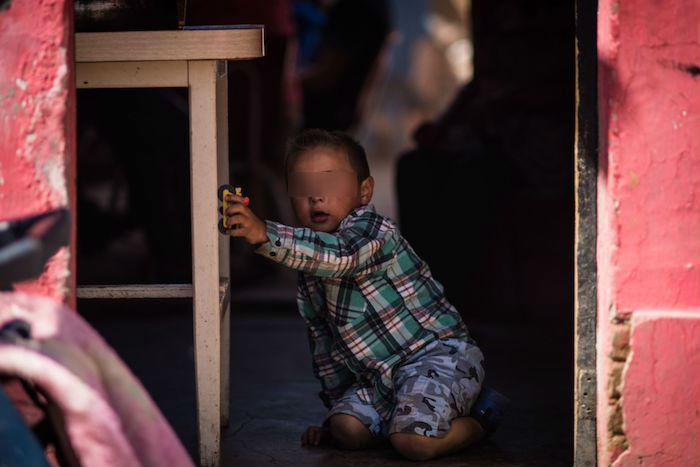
{"left": 223, "top": 129, "right": 502, "bottom": 461}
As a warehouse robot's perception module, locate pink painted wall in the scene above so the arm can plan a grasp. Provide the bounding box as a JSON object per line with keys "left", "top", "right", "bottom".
{"left": 597, "top": 0, "right": 700, "bottom": 465}
{"left": 0, "top": 0, "right": 76, "bottom": 303}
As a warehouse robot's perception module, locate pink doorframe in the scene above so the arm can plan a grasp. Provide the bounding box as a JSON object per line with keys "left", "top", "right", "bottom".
{"left": 591, "top": 0, "right": 700, "bottom": 466}
{"left": 0, "top": 0, "right": 77, "bottom": 306}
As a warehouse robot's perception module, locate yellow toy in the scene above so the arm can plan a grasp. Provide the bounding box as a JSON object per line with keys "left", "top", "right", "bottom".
{"left": 218, "top": 184, "right": 249, "bottom": 234}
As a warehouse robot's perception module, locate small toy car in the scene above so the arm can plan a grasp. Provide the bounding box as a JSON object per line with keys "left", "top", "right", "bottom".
{"left": 218, "top": 184, "right": 249, "bottom": 234}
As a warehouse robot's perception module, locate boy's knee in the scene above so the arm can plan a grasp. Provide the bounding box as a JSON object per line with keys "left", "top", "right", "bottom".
{"left": 328, "top": 414, "right": 372, "bottom": 450}
{"left": 389, "top": 433, "right": 437, "bottom": 461}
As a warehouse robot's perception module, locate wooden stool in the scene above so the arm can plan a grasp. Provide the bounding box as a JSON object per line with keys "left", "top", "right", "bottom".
{"left": 74, "top": 26, "right": 264, "bottom": 466}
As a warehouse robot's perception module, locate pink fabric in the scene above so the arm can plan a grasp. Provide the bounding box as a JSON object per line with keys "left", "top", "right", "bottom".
{"left": 0, "top": 292, "right": 194, "bottom": 467}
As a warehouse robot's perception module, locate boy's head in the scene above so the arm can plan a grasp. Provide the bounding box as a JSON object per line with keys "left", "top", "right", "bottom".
{"left": 285, "top": 129, "right": 374, "bottom": 232}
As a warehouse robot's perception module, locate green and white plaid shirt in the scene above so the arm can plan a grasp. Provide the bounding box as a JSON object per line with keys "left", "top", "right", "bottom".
{"left": 256, "top": 204, "right": 470, "bottom": 420}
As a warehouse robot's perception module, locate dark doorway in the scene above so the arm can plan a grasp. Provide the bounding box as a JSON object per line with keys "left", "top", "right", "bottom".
{"left": 75, "top": 1, "right": 577, "bottom": 465}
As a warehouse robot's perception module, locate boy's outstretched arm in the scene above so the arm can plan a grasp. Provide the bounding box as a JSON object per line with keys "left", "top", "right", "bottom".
{"left": 224, "top": 194, "right": 398, "bottom": 277}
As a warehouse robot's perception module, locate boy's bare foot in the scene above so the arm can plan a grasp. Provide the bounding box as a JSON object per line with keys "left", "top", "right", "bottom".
{"left": 303, "top": 415, "right": 384, "bottom": 450}
{"left": 389, "top": 416, "right": 485, "bottom": 461}
{"left": 301, "top": 425, "right": 331, "bottom": 446}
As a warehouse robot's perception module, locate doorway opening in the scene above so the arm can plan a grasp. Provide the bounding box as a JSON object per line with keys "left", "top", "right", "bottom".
{"left": 74, "top": 0, "right": 595, "bottom": 465}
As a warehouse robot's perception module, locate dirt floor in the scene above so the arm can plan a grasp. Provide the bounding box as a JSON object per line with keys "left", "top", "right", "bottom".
{"left": 79, "top": 296, "right": 572, "bottom": 467}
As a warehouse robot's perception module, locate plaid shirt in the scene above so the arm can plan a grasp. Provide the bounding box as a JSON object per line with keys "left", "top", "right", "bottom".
{"left": 255, "top": 204, "right": 470, "bottom": 420}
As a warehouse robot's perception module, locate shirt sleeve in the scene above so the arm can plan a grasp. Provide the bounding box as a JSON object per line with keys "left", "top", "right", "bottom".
{"left": 255, "top": 213, "right": 398, "bottom": 278}
{"left": 297, "top": 278, "right": 356, "bottom": 408}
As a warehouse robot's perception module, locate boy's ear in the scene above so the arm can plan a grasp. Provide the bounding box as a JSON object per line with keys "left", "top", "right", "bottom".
{"left": 360, "top": 176, "right": 374, "bottom": 204}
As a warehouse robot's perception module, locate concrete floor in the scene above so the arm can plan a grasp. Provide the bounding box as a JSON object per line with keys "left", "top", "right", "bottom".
{"left": 79, "top": 299, "right": 572, "bottom": 467}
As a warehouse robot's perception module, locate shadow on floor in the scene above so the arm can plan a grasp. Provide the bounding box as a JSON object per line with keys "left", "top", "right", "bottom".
{"left": 79, "top": 299, "right": 572, "bottom": 467}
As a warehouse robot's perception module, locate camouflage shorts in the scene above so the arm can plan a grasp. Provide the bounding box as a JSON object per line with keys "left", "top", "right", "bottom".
{"left": 326, "top": 337, "right": 485, "bottom": 438}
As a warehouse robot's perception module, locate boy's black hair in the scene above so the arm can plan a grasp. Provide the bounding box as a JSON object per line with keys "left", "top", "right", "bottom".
{"left": 285, "top": 129, "right": 371, "bottom": 184}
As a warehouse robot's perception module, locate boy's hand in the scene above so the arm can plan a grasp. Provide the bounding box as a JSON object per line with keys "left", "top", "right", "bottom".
{"left": 301, "top": 425, "right": 330, "bottom": 446}
{"left": 224, "top": 194, "right": 268, "bottom": 246}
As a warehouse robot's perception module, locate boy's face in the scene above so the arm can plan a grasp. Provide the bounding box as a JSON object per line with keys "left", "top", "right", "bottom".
{"left": 288, "top": 146, "right": 374, "bottom": 232}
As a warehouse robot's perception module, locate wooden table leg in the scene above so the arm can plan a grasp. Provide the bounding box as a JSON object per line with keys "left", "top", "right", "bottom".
{"left": 215, "top": 60, "right": 231, "bottom": 429}
{"left": 188, "top": 59, "right": 224, "bottom": 467}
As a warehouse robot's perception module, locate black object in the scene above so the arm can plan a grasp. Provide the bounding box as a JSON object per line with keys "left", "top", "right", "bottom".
{"left": 469, "top": 385, "right": 511, "bottom": 437}
{"left": 218, "top": 184, "right": 235, "bottom": 234}
{"left": 0, "top": 319, "right": 32, "bottom": 343}
{"left": 74, "top": 0, "right": 178, "bottom": 33}
{"left": 0, "top": 209, "right": 70, "bottom": 291}
{"left": 218, "top": 218, "right": 228, "bottom": 235}
{"left": 218, "top": 184, "right": 235, "bottom": 202}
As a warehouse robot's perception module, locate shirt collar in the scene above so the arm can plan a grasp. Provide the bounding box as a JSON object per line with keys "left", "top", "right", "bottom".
{"left": 339, "top": 204, "right": 375, "bottom": 230}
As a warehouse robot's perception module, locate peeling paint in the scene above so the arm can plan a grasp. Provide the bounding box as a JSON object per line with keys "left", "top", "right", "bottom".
{"left": 41, "top": 157, "right": 68, "bottom": 205}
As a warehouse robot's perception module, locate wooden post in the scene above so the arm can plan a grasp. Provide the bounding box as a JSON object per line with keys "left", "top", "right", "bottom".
{"left": 188, "top": 60, "right": 222, "bottom": 467}
{"left": 216, "top": 60, "right": 232, "bottom": 429}
{"left": 574, "top": 0, "right": 598, "bottom": 465}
